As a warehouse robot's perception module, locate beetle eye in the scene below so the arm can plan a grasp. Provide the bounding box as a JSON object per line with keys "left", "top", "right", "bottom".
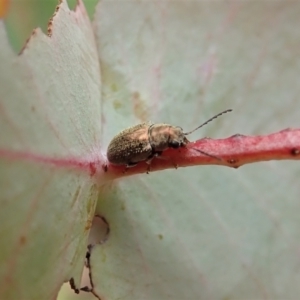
{"left": 169, "top": 140, "right": 180, "bottom": 148}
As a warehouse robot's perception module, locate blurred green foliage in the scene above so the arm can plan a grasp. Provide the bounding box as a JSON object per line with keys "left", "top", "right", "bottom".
{"left": 4, "top": 0, "right": 98, "bottom": 52}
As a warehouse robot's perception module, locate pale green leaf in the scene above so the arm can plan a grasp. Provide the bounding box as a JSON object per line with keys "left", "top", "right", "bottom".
{"left": 2, "top": 1, "right": 300, "bottom": 300}
{"left": 0, "top": 1, "right": 102, "bottom": 298}
{"left": 90, "top": 2, "right": 300, "bottom": 300}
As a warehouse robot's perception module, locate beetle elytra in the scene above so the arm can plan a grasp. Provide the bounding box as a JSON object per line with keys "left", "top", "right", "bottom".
{"left": 107, "top": 109, "right": 232, "bottom": 172}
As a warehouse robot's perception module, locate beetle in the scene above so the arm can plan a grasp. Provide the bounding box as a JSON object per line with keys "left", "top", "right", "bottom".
{"left": 107, "top": 109, "right": 232, "bottom": 172}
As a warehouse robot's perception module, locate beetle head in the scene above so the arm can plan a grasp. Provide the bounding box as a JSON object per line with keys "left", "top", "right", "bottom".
{"left": 167, "top": 126, "right": 189, "bottom": 148}
{"left": 148, "top": 124, "right": 188, "bottom": 152}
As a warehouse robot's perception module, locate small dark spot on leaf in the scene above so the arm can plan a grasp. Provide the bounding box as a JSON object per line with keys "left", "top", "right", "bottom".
{"left": 111, "top": 83, "right": 118, "bottom": 92}
{"left": 19, "top": 235, "right": 26, "bottom": 245}
{"left": 85, "top": 219, "right": 92, "bottom": 231}
{"left": 47, "top": 20, "right": 53, "bottom": 36}
{"left": 158, "top": 234, "right": 163, "bottom": 240}
{"left": 113, "top": 99, "right": 122, "bottom": 109}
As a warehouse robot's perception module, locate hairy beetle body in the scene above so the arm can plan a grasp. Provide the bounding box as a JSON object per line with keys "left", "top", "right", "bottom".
{"left": 107, "top": 123, "right": 152, "bottom": 166}
{"left": 107, "top": 109, "right": 232, "bottom": 171}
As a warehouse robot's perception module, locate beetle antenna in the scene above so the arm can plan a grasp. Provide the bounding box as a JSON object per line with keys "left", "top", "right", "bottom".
{"left": 184, "top": 109, "right": 232, "bottom": 135}
{"left": 192, "top": 148, "right": 222, "bottom": 161}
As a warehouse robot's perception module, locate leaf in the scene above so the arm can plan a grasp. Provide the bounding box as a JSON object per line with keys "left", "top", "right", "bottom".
{"left": 0, "top": 1, "right": 104, "bottom": 298}
{"left": 2, "top": 1, "right": 300, "bottom": 300}
{"left": 87, "top": 1, "right": 300, "bottom": 300}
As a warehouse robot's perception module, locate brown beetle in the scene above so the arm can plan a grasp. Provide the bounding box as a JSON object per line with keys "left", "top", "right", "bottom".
{"left": 107, "top": 109, "right": 232, "bottom": 172}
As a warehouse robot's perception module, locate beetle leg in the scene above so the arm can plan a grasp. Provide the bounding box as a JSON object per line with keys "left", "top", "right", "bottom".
{"left": 145, "top": 151, "right": 163, "bottom": 173}
{"left": 123, "top": 162, "right": 138, "bottom": 173}
{"left": 191, "top": 148, "right": 222, "bottom": 161}
{"left": 145, "top": 159, "right": 152, "bottom": 174}
{"left": 145, "top": 156, "right": 154, "bottom": 173}
{"left": 152, "top": 153, "right": 178, "bottom": 170}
